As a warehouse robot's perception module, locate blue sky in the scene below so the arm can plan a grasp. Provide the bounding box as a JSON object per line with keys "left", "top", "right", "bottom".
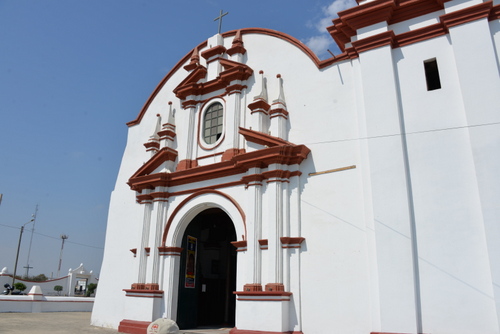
{"left": 0, "top": 0, "right": 355, "bottom": 278}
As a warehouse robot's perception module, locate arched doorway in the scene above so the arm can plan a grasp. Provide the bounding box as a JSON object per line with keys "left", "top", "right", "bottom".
{"left": 176, "top": 208, "right": 237, "bottom": 329}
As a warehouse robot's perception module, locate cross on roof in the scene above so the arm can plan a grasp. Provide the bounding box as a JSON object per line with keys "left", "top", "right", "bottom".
{"left": 214, "top": 10, "right": 228, "bottom": 34}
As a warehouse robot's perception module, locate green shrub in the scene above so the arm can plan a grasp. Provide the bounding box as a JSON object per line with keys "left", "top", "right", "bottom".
{"left": 86, "top": 283, "right": 97, "bottom": 297}
{"left": 54, "top": 285, "right": 63, "bottom": 295}
{"left": 14, "top": 282, "right": 26, "bottom": 292}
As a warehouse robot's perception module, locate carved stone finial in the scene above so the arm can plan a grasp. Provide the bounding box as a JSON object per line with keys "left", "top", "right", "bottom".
{"left": 273, "top": 74, "right": 286, "bottom": 106}
{"left": 254, "top": 70, "right": 268, "bottom": 102}
{"left": 184, "top": 46, "right": 200, "bottom": 71}
{"left": 167, "top": 102, "right": 175, "bottom": 126}
{"left": 227, "top": 29, "right": 246, "bottom": 56}
{"left": 150, "top": 114, "right": 162, "bottom": 140}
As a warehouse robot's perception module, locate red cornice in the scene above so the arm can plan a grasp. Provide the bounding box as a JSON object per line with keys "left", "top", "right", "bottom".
{"left": 351, "top": 30, "right": 396, "bottom": 53}
{"left": 339, "top": 0, "right": 395, "bottom": 31}
{"left": 490, "top": 4, "right": 500, "bottom": 20}
{"left": 395, "top": 22, "right": 446, "bottom": 47}
{"left": 219, "top": 58, "right": 254, "bottom": 82}
{"left": 248, "top": 98, "right": 271, "bottom": 114}
{"left": 128, "top": 147, "right": 178, "bottom": 181}
{"left": 239, "top": 127, "right": 291, "bottom": 147}
{"left": 201, "top": 45, "right": 227, "bottom": 60}
{"left": 173, "top": 58, "right": 253, "bottom": 101}
{"left": 157, "top": 129, "right": 176, "bottom": 139}
{"left": 440, "top": 1, "right": 492, "bottom": 31}
{"left": 143, "top": 141, "right": 159, "bottom": 151}
{"left": 128, "top": 144, "right": 309, "bottom": 192}
{"left": 328, "top": 0, "right": 452, "bottom": 46}
{"left": 328, "top": 0, "right": 500, "bottom": 55}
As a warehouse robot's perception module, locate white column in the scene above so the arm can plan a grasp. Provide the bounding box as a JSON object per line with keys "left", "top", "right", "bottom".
{"left": 245, "top": 166, "right": 263, "bottom": 288}
{"left": 150, "top": 199, "right": 169, "bottom": 284}
{"left": 358, "top": 41, "right": 420, "bottom": 333}
{"left": 265, "top": 164, "right": 284, "bottom": 289}
{"left": 162, "top": 253, "right": 182, "bottom": 320}
{"left": 138, "top": 200, "right": 153, "bottom": 284}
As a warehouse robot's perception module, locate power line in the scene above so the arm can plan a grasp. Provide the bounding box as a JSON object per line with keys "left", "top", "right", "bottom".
{"left": 34, "top": 231, "right": 103, "bottom": 250}
{"left": 0, "top": 222, "right": 21, "bottom": 230}
{"left": 0, "top": 223, "right": 103, "bottom": 250}
{"left": 303, "top": 120, "right": 500, "bottom": 146}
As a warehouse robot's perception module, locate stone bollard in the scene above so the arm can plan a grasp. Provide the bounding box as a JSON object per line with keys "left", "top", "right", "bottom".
{"left": 147, "top": 318, "right": 179, "bottom": 334}
{"left": 28, "top": 285, "right": 44, "bottom": 313}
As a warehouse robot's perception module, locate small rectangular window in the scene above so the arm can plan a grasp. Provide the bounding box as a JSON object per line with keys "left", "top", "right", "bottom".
{"left": 424, "top": 58, "right": 441, "bottom": 91}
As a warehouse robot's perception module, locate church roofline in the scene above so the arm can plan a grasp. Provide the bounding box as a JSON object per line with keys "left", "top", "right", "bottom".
{"left": 126, "top": 2, "right": 500, "bottom": 128}
{"left": 126, "top": 28, "right": 341, "bottom": 128}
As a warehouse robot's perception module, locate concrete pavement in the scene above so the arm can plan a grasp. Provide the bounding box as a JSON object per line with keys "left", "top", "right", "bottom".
{"left": 0, "top": 312, "right": 231, "bottom": 334}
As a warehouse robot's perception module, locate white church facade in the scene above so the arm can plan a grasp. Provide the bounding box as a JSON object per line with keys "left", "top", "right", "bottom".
{"left": 92, "top": 0, "right": 500, "bottom": 333}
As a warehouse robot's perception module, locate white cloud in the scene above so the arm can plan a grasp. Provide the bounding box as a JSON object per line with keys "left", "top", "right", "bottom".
{"left": 304, "top": 0, "right": 357, "bottom": 58}
{"left": 305, "top": 35, "right": 333, "bottom": 56}
{"left": 325, "top": 0, "right": 357, "bottom": 17}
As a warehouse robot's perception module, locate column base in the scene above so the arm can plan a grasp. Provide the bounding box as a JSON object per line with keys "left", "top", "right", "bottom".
{"left": 265, "top": 283, "right": 284, "bottom": 292}
{"left": 243, "top": 283, "right": 262, "bottom": 292}
{"left": 118, "top": 319, "right": 150, "bottom": 334}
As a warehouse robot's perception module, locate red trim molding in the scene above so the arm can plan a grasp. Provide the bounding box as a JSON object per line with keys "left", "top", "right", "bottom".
{"left": 129, "top": 130, "right": 310, "bottom": 195}
{"left": 441, "top": 1, "right": 492, "bottom": 31}
{"left": 118, "top": 319, "right": 150, "bottom": 334}
{"left": 158, "top": 246, "right": 183, "bottom": 256}
{"left": 231, "top": 240, "right": 248, "bottom": 252}
{"left": 351, "top": 30, "right": 396, "bottom": 53}
{"left": 234, "top": 291, "right": 292, "bottom": 301}
{"left": 162, "top": 189, "right": 247, "bottom": 245}
{"left": 123, "top": 288, "right": 163, "bottom": 298}
{"left": 280, "top": 237, "right": 305, "bottom": 249}
{"left": 248, "top": 98, "right": 271, "bottom": 115}
{"left": 173, "top": 58, "right": 252, "bottom": 101}
{"left": 201, "top": 45, "right": 227, "bottom": 60}
{"left": 330, "top": 0, "right": 498, "bottom": 55}
{"left": 239, "top": 127, "right": 290, "bottom": 147}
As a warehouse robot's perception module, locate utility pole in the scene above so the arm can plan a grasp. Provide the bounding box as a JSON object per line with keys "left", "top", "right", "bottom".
{"left": 24, "top": 205, "right": 38, "bottom": 277}
{"left": 12, "top": 218, "right": 35, "bottom": 287}
{"left": 57, "top": 234, "right": 69, "bottom": 278}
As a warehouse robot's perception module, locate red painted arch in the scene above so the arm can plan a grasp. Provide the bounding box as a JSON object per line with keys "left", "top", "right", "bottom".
{"left": 161, "top": 189, "right": 246, "bottom": 246}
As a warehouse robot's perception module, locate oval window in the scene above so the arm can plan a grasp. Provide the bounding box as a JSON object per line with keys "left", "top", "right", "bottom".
{"left": 202, "top": 102, "right": 224, "bottom": 145}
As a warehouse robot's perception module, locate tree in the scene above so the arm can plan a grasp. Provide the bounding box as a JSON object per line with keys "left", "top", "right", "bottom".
{"left": 31, "top": 274, "right": 48, "bottom": 282}
{"left": 86, "top": 283, "right": 97, "bottom": 297}
{"left": 54, "top": 285, "right": 63, "bottom": 296}
{"left": 13, "top": 282, "right": 26, "bottom": 292}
